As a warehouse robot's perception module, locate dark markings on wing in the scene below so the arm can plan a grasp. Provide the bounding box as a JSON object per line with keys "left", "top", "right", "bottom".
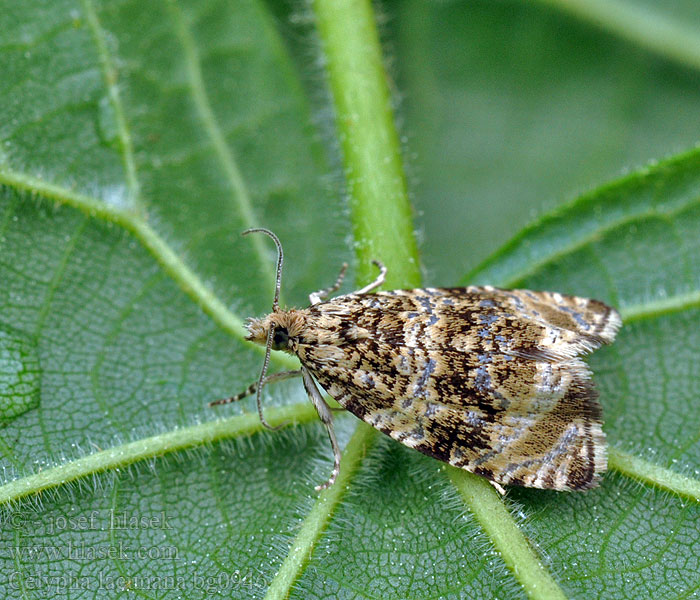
{"left": 294, "top": 287, "right": 620, "bottom": 490}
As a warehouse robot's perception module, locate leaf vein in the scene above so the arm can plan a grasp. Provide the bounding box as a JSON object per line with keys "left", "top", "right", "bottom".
{"left": 0, "top": 402, "right": 320, "bottom": 507}
{"left": 81, "top": 0, "right": 141, "bottom": 208}
{"left": 0, "top": 169, "right": 298, "bottom": 370}
{"left": 537, "top": 0, "right": 700, "bottom": 72}
{"left": 497, "top": 206, "right": 700, "bottom": 292}
{"left": 262, "top": 423, "right": 377, "bottom": 600}
{"left": 608, "top": 448, "right": 700, "bottom": 502}
{"left": 164, "top": 0, "right": 275, "bottom": 288}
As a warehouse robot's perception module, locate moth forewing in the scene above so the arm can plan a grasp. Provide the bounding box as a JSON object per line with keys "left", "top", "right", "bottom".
{"left": 219, "top": 229, "right": 621, "bottom": 492}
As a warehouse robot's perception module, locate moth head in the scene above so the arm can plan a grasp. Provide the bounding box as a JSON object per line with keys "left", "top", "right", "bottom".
{"left": 245, "top": 311, "right": 305, "bottom": 353}
{"left": 270, "top": 323, "right": 289, "bottom": 351}
{"left": 240, "top": 228, "right": 296, "bottom": 431}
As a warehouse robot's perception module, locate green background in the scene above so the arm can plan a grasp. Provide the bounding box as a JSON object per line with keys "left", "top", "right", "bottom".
{"left": 0, "top": 1, "right": 699, "bottom": 599}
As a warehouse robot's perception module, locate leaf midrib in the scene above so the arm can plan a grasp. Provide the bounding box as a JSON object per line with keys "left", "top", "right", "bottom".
{"left": 4, "top": 163, "right": 700, "bottom": 599}
{"left": 3, "top": 3, "right": 700, "bottom": 599}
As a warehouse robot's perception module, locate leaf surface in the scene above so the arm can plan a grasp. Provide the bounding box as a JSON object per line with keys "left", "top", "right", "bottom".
{"left": 0, "top": 1, "right": 698, "bottom": 599}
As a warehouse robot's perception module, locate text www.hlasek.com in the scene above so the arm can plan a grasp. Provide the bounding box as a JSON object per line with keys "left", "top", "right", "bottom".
{"left": 8, "top": 540, "right": 178, "bottom": 561}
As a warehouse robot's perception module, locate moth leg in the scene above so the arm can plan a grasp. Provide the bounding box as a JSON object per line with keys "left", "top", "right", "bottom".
{"left": 489, "top": 481, "right": 507, "bottom": 496}
{"left": 309, "top": 262, "right": 349, "bottom": 305}
{"left": 301, "top": 367, "right": 341, "bottom": 491}
{"left": 354, "top": 260, "right": 387, "bottom": 294}
{"left": 209, "top": 370, "right": 302, "bottom": 406}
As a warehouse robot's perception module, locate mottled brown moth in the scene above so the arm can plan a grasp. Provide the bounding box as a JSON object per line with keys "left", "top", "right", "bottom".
{"left": 212, "top": 228, "right": 621, "bottom": 492}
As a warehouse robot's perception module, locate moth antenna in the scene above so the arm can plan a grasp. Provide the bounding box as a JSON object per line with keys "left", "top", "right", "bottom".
{"left": 254, "top": 326, "right": 285, "bottom": 431}
{"left": 242, "top": 227, "right": 287, "bottom": 431}
{"left": 242, "top": 228, "right": 284, "bottom": 312}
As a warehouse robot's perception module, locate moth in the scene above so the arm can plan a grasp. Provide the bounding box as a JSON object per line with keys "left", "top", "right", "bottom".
{"left": 212, "top": 228, "right": 621, "bottom": 492}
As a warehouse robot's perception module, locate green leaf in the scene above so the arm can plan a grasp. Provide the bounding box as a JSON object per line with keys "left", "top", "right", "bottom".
{"left": 0, "top": 1, "right": 699, "bottom": 599}
{"left": 389, "top": 0, "right": 700, "bottom": 283}
{"left": 0, "top": 326, "right": 40, "bottom": 424}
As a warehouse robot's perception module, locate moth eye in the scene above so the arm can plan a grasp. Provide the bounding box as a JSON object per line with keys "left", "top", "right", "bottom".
{"left": 272, "top": 327, "right": 289, "bottom": 350}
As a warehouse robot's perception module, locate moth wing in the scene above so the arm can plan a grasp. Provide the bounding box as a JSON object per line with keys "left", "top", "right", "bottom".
{"left": 480, "top": 287, "right": 621, "bottom": 358}
{"left": 298, "top": 288, "right": 620, "bottom": 490}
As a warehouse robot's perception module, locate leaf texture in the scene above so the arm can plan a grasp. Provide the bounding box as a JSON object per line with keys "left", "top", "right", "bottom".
{"left": 0, "top": 1, "right": 699, "bottom": 599}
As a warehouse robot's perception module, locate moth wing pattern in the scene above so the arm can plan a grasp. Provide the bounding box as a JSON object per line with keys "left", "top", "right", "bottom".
{"left": 296, "top": 286, "right": 621, "bottom": 490}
